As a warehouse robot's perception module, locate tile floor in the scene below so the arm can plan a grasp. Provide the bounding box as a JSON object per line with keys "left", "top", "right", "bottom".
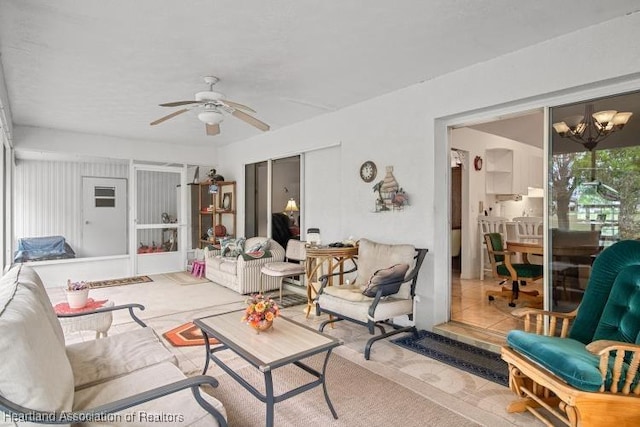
{"left": 48, "top": 273, "right": 552, "bottom": 426}
{"left": 436, "top": 274, "right": 544, "bottom": 352}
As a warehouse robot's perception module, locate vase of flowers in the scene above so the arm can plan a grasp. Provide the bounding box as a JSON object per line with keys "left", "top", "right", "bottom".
{"left": 242, "top": 294, "right": 280, "bottom": 333}
{"left": 65, "top": 280, "right": 90, "bottom": 309}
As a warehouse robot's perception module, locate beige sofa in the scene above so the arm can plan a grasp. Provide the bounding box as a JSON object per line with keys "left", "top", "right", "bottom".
{"left": 204, "top": 236, "right": 285, "bottom": 294}
{"left": 0, "top": 264, "right": 227, "bottom": 426}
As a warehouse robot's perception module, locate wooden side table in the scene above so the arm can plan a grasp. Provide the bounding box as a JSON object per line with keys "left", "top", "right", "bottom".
{"left": 305, "top": 246, "right": 358, "bottom": 317}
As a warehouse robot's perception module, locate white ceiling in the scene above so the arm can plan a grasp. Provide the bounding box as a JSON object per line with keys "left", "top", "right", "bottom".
{"left": 1, "top": 1, "right": 639, "bottom": 148}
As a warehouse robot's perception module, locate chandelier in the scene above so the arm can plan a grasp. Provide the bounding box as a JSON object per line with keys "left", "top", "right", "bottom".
{"left": 552, "top": 104, "right": 632, "bottom": 151}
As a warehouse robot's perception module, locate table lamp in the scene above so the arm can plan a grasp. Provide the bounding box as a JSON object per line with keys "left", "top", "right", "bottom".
{"left": 284, "top": 198, "right": 299, "bottom": 221}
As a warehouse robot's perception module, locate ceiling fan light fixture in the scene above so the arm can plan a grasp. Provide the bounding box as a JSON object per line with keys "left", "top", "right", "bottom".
{"left": 198, "top": 110, "right": 224, "bottom": 125}
{"left": 195, "top": 91, "right": 224, "bottom": 102}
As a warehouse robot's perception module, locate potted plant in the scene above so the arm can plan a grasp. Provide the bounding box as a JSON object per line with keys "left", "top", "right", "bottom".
{"left": 241, "top": 294, "right": 280, "bottom": 333}
{"left": 65, "top": 280, "right": 90, "bottom": 309}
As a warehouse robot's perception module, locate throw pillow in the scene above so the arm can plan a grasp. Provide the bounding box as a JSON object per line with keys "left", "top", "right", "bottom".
{"left": 245, "top": 239, "right": 271, "bottom": 253}
{"left": 221, "top": 237, "right": 246, "bottom": 258}
{"left": 361, "top": 263, "right": 410, "bottom": 298}
{"left": 240, "top": 250, "right": 273, "bottom": 261}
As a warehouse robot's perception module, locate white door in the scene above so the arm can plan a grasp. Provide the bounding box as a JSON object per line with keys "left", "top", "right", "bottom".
{"left": 82, "top": 177, "right": 127, "bottom": 257}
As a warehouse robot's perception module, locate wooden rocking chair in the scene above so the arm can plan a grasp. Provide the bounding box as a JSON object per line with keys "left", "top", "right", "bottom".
{"left": 501, "top": 239, "right": 640, "bottom": 427}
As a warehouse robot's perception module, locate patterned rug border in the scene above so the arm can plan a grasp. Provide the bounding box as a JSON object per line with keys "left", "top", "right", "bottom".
{"left": 87, "top": 275, "right": 153, "bottom": 289}
{"left": 392, "top": 330, "right": 508, "bottom": 386}
{"left": 163, "top": 321, "right": 219, "bottom": 347}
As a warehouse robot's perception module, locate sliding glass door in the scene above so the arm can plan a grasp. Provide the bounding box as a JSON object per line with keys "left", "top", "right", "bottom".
{"left": 245, "top": 156, "right": 301, "bottom": 248}
{"left": 549, "top": 90, "right": 640, "bottom": 311}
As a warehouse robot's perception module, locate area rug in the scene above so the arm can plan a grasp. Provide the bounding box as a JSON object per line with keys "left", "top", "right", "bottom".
{"left": 163, "top": 322, "right": 219, "bottom": 347}
{"left": 87, "top": 275, "right": 152, "bottom": 289}
{"left": 392, "top": 330, "right": 508, "bottom": 386}
{"left": 277, "top": 293, "right": 308, "bottom": 308}
{"left": 164, "top": 271, "right": 210, "bottom": 285}
{"left": 200, "top": 353, "right": 480, "bottom": 426}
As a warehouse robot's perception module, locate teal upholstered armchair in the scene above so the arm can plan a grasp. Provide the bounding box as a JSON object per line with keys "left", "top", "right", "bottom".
{"left": 502, "top": 239, "right": 640, "bottom": 427}
{"left": 484, "top": 233, "right": 543, "bottom": 307}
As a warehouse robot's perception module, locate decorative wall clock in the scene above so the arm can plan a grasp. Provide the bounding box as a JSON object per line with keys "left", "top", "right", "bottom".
{"left": 473, "top": 156, "right": 483, "bottom": 171}
{"left": 359, "top": 161, "right": 377, "bottom": 183}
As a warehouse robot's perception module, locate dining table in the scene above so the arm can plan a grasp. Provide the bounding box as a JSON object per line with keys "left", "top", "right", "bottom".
{"left": 506, "top": 239, "right": 543, "bottom": 264}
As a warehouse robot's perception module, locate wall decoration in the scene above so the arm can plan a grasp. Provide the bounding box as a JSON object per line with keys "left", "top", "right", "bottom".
{"left": 473, "top": 156, "right": 483, "bottom": 171}
{"left": 359, "top": 161, "right": 377, "bottom": 183}
{"left": 372, "top": 165, "right": 409, "bottom": 212}
{"left": 207, "top": 168, "right": 225, "bottom": 182}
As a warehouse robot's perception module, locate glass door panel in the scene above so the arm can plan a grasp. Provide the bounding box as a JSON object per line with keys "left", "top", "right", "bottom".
{"left": 135, "top": 167, "right": 183, "bottom": 274}
{"left": 549, "top": 90, "right": 640, "bottom": 311}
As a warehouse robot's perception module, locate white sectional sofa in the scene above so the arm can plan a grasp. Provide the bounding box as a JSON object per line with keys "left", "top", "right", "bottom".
{"left": 0, "top": 264, "right": 227, "bottom": 426}
{"left": 204, "top": 236, "right": 285, "bottom": 294}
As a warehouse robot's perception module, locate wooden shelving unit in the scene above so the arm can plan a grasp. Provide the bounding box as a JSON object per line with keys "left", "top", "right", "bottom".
{"left": 197, "top": 181, "right": 236, "bottom": 248}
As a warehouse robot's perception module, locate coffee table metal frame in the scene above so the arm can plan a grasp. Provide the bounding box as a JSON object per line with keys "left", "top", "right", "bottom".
{"left": 194, "top": 312, "right": 342, "bottom": 427}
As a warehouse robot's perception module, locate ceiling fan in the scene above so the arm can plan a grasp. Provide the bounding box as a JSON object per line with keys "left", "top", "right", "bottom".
{"left": 150, "top": 76, "right": 270, "bottom": 136}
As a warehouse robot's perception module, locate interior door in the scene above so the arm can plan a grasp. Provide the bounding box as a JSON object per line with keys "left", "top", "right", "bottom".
{"left": 134, "top": 166, "right": 185, "bottom": 275}
{"left": 82, "top": 177, "right": 127, "bottom": 257}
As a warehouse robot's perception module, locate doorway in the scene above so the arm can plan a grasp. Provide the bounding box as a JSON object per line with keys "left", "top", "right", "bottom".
{"left": 448, "top": 110, "right": 545, "bottom": 338}
{"left": 133, "top": 165, "right": 185, "bottom": 275}
{"left": 82, "top": 177, "right": 127, "bottom": 257}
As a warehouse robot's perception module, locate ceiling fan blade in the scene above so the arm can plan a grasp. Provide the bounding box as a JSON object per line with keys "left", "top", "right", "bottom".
{"left": 206, "top": 123, "right": 220, "bottom": 136}
{"left": 231, "top": 109, "right": 270, "bottom": 132}
{"left": 150, "top": 108, "right": 189, "bottom": 126}
{"left": 159, "top": 101, "right": 201, "bottom": 107}
{"left": 221, "top": 99, "right": 256, "bottom": 113}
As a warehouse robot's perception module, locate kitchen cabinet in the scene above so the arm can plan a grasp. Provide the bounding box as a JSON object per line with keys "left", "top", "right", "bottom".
{"left": 485, "top": 148, "right": 516, "bottom": 194}
{"left": 486, "top": 148, "right": 543, "bottom": 194}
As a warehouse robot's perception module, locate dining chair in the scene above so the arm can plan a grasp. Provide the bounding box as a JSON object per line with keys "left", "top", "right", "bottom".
{"left": 484, "top": 233, "right": 543, "bottom": 307}
{"left": 512, "top": 216, "right": 543, "bottom": 241}
{"left": 512, "top": 216, "right": 544, "bottom": 264}
{"left": 477, "top": 216, "right": 508, "bottom": 280}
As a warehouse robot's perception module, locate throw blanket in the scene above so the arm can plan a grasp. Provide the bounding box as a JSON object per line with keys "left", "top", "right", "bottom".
{"left": 14, "top": 236, "right": 76, "bottom": 263}
{"left": 54, "top": 298, "right": 109, "bottom": 314}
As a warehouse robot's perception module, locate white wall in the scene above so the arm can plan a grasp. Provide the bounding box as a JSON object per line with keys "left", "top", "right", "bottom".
{"left": 217, "top": 13, "right": 640, "bottom": 329}
{"left": 8, "top": 13, "right": 640, "bottom": 327}
{"left": 13, "top": 159, "right": 129, "bottom": 257}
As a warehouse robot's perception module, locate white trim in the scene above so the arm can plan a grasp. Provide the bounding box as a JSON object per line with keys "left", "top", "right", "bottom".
{"left": 16, "top": 254, "right": 129, "bottom": 267}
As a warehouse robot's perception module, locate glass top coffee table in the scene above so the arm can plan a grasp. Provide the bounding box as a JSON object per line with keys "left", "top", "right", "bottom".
{"left": 194, "top": 311, "right": 342, "bottom": 427}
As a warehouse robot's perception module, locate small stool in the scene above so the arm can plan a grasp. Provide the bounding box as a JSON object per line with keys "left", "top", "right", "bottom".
{"left": 192, "top": 260, "right": 205, "bottom": 278}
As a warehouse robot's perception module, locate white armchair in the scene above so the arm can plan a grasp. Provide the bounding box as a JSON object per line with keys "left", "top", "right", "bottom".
{"left": 315, "top": 238, "right": 428, "bottom": 359}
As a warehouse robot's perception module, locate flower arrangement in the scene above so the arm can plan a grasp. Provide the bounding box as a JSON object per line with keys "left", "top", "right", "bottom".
{"left": 67, "top": 280, "right": 89, "bottom": 291}
{"left": 65, "top": 280, "right": 90, "bottom": 309}
{"left": 241, "top": 294, "right": 280, "bottom": 330}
